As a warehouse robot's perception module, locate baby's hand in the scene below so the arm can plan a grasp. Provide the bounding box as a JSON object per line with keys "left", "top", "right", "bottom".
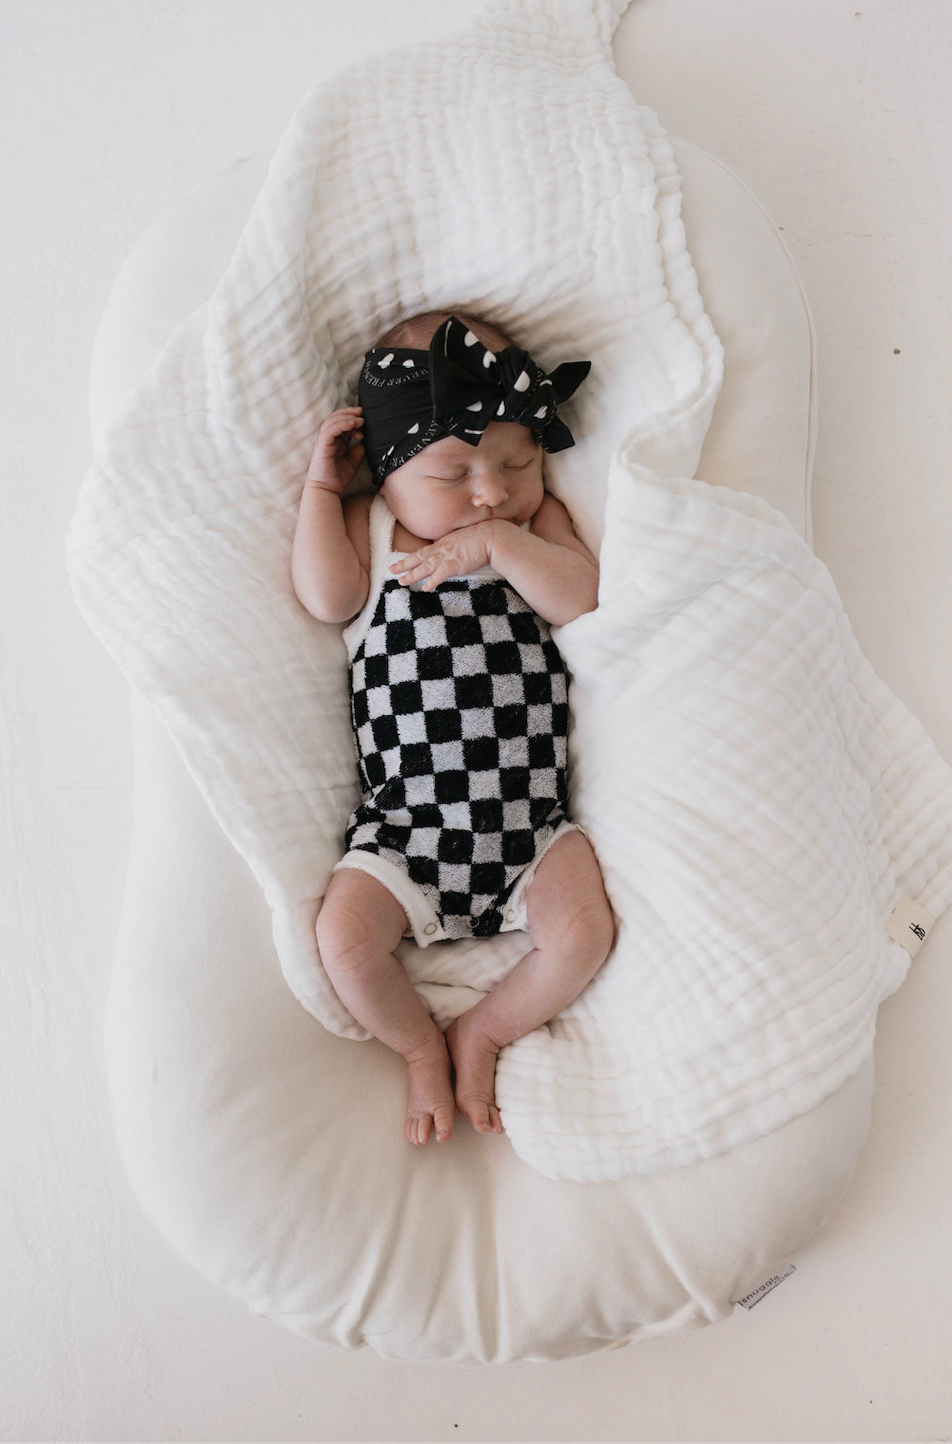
{"left": 390, "top": 520, "right": 495, "bottom": 589}
{"left": 306, "top": 407, "right": 365, "bottom": 495}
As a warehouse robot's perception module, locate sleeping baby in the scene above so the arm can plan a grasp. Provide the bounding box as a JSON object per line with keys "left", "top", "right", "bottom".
{"left": 292, "top": 312, "right": 615, "bottom": 1146}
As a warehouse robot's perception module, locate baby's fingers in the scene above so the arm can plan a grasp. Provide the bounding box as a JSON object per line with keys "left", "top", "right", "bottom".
{"left": 321, "top": 411, "right": 363, "bottom": 443}
{"left": 307, "top": 409, "right": 364, "bottom": 488}
{"left": 391, "top": 554, "right": 440, "bottom": 587}
{"left": 391, "top": 562, "right": 428, "bottom": 586}
{"left": 417, "top": 559, "right": 452, "bottom": 590}
{"left": 390, "top": 547, "right": 431, "bottom": 575}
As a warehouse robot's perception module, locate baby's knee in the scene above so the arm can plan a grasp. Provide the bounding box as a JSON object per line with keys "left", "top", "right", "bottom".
{"left": 526, "top": 833, "right": 615, "bottom": 970}
{"left": 530, "top": 889, "right": 614, "bottom": 983}
{"left": 315, "top": 881, "right": 383, "bottom": 978}
{"left": 316, "top": 870, "right": 408, "bottom": 975}
{"left": 561, "top": 893, "right": 615, "bottom": 970}
{"left": 314, "top": 894, "right": 357, "bottom": 955}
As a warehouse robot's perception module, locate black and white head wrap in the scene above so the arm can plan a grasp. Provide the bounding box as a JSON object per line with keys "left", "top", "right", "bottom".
{"left": 357, "top": 316, "right": 592, "bottom": 488}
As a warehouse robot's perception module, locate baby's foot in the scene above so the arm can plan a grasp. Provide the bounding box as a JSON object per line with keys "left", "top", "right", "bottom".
{"left": 405, "top": 1037, "right": 456, "bottom": 1146}
{"left": 445, "top": 1014, "right": 505, "bottom": 1135}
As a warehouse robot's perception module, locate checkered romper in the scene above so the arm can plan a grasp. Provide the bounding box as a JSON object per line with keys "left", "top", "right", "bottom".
{"left": 342, "top": 495, "right": 570, "bottom": 939}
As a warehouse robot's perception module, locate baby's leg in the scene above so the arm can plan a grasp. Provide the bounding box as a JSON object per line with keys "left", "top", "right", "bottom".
{"left": 317, "top": 868, "right": 455, "bottom": 1145}
{"left": 446, "top": 830, "right": 615, "bottom": 1134}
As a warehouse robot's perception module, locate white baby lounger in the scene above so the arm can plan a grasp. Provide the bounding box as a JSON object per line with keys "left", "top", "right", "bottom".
{"left": 72, "top": 0, "right": 951, "bottom": 1362}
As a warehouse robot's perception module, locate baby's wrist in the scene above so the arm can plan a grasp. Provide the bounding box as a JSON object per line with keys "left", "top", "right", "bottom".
{"left": 485, "top": 515, "right": 509, "bottom": 561}
{"left": 305, "top": 476, "right": 344, "bottom": 499}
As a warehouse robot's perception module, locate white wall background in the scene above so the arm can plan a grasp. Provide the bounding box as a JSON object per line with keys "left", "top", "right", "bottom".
{"left": 2, "top": 0, "right": 951, "bottom": 1439}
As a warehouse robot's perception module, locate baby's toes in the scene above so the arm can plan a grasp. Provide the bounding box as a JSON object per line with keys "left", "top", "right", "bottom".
{"left": 407, "top": 1110, "right": 432, "bottom": 1146}
{"left": 406, "top": 1104, "right": 455, "bottom": 1146}
{"left": 432, "top": 1103, "right": 455, "bottom": 1143}
{"left": 405, "top": 1041, "right": 455, "bottom": 1146}
{"left": 457, "top": 1091, "right": 504, "bottom": 1135}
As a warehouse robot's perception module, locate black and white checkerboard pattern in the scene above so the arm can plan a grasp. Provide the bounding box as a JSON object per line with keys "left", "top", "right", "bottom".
{"left": 345, "top": 572, "right": 570, "bottom": 938}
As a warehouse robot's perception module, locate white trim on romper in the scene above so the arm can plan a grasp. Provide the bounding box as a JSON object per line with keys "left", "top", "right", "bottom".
{"left": 332, "top": 820, "right": 584, "bottom": 948}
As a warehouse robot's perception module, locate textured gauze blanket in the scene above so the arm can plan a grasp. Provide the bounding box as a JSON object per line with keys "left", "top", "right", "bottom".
{"left": 66, "top": 0, "right": 952, "bottom": 1182}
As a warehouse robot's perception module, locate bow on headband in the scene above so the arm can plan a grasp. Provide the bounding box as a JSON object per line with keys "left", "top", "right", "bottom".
{"left": 357, "top": 316, "right": 591, "bottom": 487}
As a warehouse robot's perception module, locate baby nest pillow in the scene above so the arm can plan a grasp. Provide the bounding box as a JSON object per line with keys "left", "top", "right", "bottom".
{"left": 94, "top": 128, "right": 875, "bottom": 1363}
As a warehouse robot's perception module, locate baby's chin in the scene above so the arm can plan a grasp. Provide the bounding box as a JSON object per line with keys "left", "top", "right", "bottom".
{"left": 501, "top": 501, "right": 542, "bottom": 527}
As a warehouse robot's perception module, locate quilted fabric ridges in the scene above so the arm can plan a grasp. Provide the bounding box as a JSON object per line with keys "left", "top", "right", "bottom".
{"left": 502, "top": 462, "right": 952, "bottom": 1178}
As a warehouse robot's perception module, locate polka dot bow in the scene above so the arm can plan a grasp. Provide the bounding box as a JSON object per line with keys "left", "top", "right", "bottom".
{"left": 357, "top": 316, "right": 591, "bottom": 487}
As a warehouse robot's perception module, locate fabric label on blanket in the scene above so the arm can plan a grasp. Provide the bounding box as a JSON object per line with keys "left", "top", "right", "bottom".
{"left": 885, "top": 894, "right": 937, "bottom": 958}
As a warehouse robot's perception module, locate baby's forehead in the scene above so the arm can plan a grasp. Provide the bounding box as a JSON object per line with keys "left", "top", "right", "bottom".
{"left": 422, "top": 425, "right": 539, "bottom": 461}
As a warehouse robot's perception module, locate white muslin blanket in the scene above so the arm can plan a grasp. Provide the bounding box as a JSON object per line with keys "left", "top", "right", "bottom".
{"left": 67, "top": 0, "right": 952, "bottom": 1181}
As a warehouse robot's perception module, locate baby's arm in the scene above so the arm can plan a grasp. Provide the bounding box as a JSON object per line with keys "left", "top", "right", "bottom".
{"left": 391, "top": 494, "right": 597, "bottom": 626}
{"left": 489, "top": 494, "right": 598, "bottom": 625}
{"left": 291, "top": 408, "right": 371, "bottom": 623}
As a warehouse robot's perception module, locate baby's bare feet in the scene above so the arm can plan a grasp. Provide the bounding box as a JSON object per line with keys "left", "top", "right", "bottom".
{"left": 445, "top": 1013, "right": 505, "bottom": 1135}
{"left": 405, "top": 1037, "right": 456, "bottom": 1146}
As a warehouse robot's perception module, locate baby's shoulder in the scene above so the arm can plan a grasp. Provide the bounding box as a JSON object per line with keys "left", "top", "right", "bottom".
{"left": 529, "top": 490, "right": 573, "bottom": 537}
{"left": 529, "top": 490, "right": 596, "bottom": 566}
{"left": 343, "top": 491, "right": 373, "bottom": 573}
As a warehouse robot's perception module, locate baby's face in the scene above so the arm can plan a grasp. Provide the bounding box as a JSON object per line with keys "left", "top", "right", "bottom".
{"left": 381, "top": 422, "right": 545, "bottom": 541}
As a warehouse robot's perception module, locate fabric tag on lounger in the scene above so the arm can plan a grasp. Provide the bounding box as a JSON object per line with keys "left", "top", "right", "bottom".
{"left": 735, "top": 1263, "right": 797, "bottom": 1310}
{"left": 885, "top": 894, "right": 937, "bottom": 958}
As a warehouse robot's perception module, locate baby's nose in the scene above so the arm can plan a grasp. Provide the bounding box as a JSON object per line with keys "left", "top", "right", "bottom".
{"left": 471, "top": 472, "right": 508, "bottom": 506}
